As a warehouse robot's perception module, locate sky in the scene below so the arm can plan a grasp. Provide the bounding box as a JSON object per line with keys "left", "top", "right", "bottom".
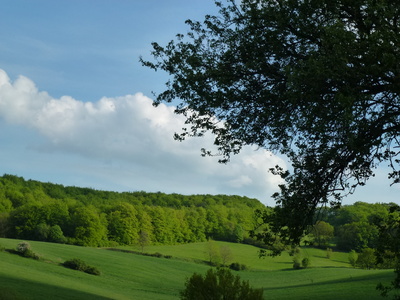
{"left": 0, "top": 0, "right": 398, "bottom": 206}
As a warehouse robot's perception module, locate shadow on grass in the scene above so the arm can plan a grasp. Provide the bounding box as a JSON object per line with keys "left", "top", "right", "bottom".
{"left": 0, "top": 274, "right": 112, "bottom": 300}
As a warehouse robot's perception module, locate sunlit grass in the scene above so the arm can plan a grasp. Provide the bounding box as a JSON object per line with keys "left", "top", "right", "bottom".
{"left": 0, "top": 238, "right": 395, "bottom": 300}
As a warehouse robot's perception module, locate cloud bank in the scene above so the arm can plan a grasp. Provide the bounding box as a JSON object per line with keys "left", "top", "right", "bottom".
{"left": 0, "top": 69, "right": 286, "bottom": 204}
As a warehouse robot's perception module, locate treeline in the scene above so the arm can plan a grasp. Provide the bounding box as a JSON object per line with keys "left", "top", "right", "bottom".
{"left": 310, "top": 201, "right": 395, "bottom": 252}
{"left": 0, "top": 174, "right": 264, "bottom": 247}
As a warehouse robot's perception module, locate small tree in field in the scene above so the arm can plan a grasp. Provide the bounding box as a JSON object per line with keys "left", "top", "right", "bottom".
{"left": 348, "top": 250, "right": 358, "bottom": 267}
{"left": 138, "top": 230, "right": 150, "bottom": 253}
{"left": 205, "top": 239, "right": 221, "bottom": 266}
{"left": 326, "top": 248, "right": 333, "bottom": 259}
{"left": 220, "top": 245, "right": 233, "bottom": 267}
{"left": 180, "top": 268, "right": 263, "bottom": 300}
{"left": 357, "top": 248, "right": 376, "bottom": 270}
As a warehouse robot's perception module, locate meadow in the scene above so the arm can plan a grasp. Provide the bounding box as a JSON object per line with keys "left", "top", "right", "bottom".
{"left": 0, "top": 238, "right": 395, "bottom": 300}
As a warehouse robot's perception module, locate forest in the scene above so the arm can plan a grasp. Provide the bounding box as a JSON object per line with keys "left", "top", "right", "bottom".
{"left": 0, "top": 174, "right": 265, "bottom": 247}
{"left": 0, "top": 174, "right": 396, "bottom": 259}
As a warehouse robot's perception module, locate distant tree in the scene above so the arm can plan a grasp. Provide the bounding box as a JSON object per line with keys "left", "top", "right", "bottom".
{"left": 48, "top": 225, "right": 66, "bottom": 243}
{"left": 348, "top": 250, "right": 358, "bottom": 267}
{"left": 375, "top": 205, "right": 400, "bottom": 298}
{"left": 356, "top": 248, "right": 376, "bottom": 270}
{"left": 138, "top": 230, "right": 150, "bottom": 253}
{"left": 35, "top": 223, "right": 50, "bottom": 241}
{"left": 70, "top": 206, "right": 108, "bottom": 247}
{"left": 107, "top": 202, "right": 139, "bottom": 245}
{"left": 220, "top": 245, "right": 234, "bottom": 267}
{"left": 0, "top": 212, "right": 10, "bottom": 237}
{"left": 337, "top": 221, "right": 378, "bottom": 251}
{"left": 205, "top": 239, "right": 221, "bottom": 266}
{"left": 310, "top": 221, "right": 334, "bottom": 247}
{"left": 180, "top": 268, "right": 263, "bottom": 300}
{"left": 326, "top": 248, "right": 333, "bottom": 259}
{"left": 301, "top": 257, "right": 310, "bottom": 269}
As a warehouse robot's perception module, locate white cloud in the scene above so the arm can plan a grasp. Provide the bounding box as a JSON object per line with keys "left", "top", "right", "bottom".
{"left": 0, "top": 69, "right": 286, "bottom": 204}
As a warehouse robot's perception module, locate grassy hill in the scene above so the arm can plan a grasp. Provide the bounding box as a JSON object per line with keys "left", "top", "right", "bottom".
{"left": 0, "top": 238, "right": 395, "bottom": 300}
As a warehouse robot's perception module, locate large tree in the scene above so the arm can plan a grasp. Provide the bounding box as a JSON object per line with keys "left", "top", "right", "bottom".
{"left": 142, "top": 0, "right": 400, "bottom": 245}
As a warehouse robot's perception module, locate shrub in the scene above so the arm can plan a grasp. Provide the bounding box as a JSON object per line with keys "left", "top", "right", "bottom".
{"left": 356, "top": 248, "right": 376, "bottom": 270}
{"left": 16, "top": 241, "right": 31, "bottom": 254}
{"left": 16, "top": 241, "right": 39, "bottom": 260}
{"left": 62, "top": 258, "right": 101, "bottom": 276}
{"left": 180, "top": 268, "right": 263, "bottom": 300}
{"left": 302, "top": 257, "right": 310, "bottom": 268}
{"left": 293, "top": 260, "right": 302, "bottom": 269}
{"left": 229, "top": 262, "right": 248, "bottom": 271}
{"left": 326, "top": 248, "right": 333, "bottom": 259}
{"left": 293, "top": 253, "right": 302, "bottom": 269}
{"left": 289, "top": 246, "right": 301, "bottom": 257}
{"left": 348, "top": 250, "right": 358, "bottom": 267}
{"left": 48, "top": 225, "right": 67, "bottom": 243}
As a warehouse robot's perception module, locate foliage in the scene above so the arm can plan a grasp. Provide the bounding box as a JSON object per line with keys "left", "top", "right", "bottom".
{"left": 180, "top": 268, "right": 264, "bottom": 300}
{"left": 302, "top": 257, "right": 310, "bottom": 269}
{"left": 1, "top": 174, "right": 262, "bottom": 247}
{"left": 62, "top": 258, "right": 101, "bottom": 276}
{"left": 16, "top": 241, "right": 39, "bottom": 260}
{"left": 16, "top": 241, "right": 31, "bottom": 254}
{"left": 292, "top": 257, "right": 302, "bottom": 270}
{"left": 142, "top": 0, "right": 400, "bottom": 247}
{"left": 310, "top": 221, "right": 334, "bottom": 247}
{"left": 348, "top": 250, "right": 359, "bottom": 267}
{"left": 138, "top": 230, "right": 151, "bottom": 252}
{"left": 220, "top": 245, "right": 233, "bottom": 266}
{"left": 356, "top": 248, "right": 376, "bottom": 270}
{"left": 336, "top": 221, "right": 379, "bottom": 251}
{"left": 326, "top": 248, "right": 333, "bottom": 259}
{"left": 229, "top": 262, "right": 248, "bottom": 271}
{"left": 205, "top": 239, "right": 221, "bottom": 266}
{"left": 375, "top": 205, "right": 400, "bottom": 297}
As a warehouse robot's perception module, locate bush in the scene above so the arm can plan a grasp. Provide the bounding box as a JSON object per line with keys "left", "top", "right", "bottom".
{"left": 16, "top": 241, "right": 39, "bottom": 260}
{"left": 293, "top": 260, "right": 302, "bottom": 269}
{"left": 348, "top": 250, "right": 358, "bottom": 267}
{"left": 356, "top": 248, "right": 376, "bottom": 269}
{"left": 326, "top": 248, "right": 333, "bottom": 259}
{"left": 16, "top": 241, "right": 31, "bottom": 254}
{"left": 180, "top": 268, "right": 263, "bottom": 300}
{"left": 302, "top": 257, "right": 310, "bottom": 268}
{"left": 229, "top": 262, "right": 248, "bottom": 271}
{"left": 62, "top": 258, "right": 101, "bottom": 276}
{"left": 293, "top": 253, "right": 302, "bottom": 269}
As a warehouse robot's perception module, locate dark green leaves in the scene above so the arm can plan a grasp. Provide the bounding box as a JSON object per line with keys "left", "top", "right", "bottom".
{"left": 142, "top": 0, "right": 400, "bottom": 245}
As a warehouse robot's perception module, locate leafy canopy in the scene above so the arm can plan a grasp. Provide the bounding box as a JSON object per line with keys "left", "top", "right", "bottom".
{"left": 141, "top": 0, "right": 400, "bottom": 244}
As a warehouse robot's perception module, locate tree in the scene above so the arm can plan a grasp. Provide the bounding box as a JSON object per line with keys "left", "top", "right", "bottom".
{"left": 142, "top": 0, "right": 400, "bottom": 246}
{"left": 356, "top": 248, "right": 376, "bottom": 269}
{"left": 107, "top": 202, "right": 139, "bottom": 245}
{"left": 348, "top": 250, "right": 358, "bottom": 267}
{"left": 180, "top": 268, "right": 264, "bottom": 300}
{"left": 336, "top": 221, "right": 379, "bottom": 251}
{"left": 205, "top": 239, "right": 221, "bottom": 266}
{"left": 310, "top": 221, "right": 334, "bottom": 247}
{"left": 138, "top": 230, "right": 150, "bottom": 253}
{"left": 220, "top": 245, "right": 234, "bottom": 266}
{"left": 70, "top": 206, "right": 108, "bottom": 247}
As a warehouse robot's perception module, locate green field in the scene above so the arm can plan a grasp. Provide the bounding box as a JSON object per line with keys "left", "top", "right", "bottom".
{"left": 0, "top": 238, "right": 395, "bottom": 299}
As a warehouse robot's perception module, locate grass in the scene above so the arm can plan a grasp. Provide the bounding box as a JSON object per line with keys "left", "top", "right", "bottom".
{"left": 0, "top": 238, "right": 396, "bottom": 300}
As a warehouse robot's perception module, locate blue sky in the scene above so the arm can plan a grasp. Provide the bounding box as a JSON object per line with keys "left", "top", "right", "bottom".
{"left": 0, "top": 0, "right": 398, "bottom": 205}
